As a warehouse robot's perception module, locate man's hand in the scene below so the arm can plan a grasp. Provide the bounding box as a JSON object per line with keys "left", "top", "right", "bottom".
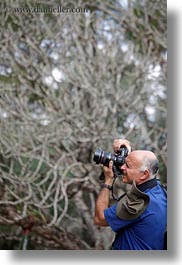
{"left": 103, "top": 161, "right": 114, "bottom": 185}
{"left": 95, "top": 162, "right": 114, "bottom": 227}
{"left": 113, "top": 139, "right": 131, "bottom": 154}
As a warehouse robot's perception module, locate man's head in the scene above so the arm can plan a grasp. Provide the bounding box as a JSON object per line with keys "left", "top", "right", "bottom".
{"left": 120, "top": 150, "right": 159, "bottom": 185}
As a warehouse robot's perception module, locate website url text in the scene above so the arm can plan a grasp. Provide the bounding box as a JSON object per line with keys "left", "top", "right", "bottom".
{"left": 4, "top": 6, "right": 89, "bottom": 14}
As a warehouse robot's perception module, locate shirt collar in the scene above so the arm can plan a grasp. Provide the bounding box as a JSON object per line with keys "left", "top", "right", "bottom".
{"left": 136, "top": 177, "right": 157, "bottom": 192}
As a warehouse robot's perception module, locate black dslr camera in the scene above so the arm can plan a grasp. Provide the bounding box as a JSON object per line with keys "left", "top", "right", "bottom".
{"left": 93, "top": 145, "right": 128, "bottom": 178}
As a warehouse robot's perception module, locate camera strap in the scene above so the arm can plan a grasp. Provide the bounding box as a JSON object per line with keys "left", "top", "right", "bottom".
{"left": 110, "top": 166, "right": 126, "bottom": 201}
{"left": 99, "top": 166, "right": 126, "bottom": 200}
{"left": 110, "top": 175, "right": 126, "bottom": 201}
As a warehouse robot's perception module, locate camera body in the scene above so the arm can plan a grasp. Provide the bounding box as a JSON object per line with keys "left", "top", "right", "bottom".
{"left": 93, "top": 145, "right": 128, "bottom": 168}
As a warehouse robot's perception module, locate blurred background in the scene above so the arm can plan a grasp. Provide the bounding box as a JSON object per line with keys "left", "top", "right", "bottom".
{"left": 0, "top": 0, "right": 167, "bottom": 249}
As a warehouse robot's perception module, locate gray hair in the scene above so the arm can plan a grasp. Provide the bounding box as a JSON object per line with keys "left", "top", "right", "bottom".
{"left": 140, "top": 157, "right": 159, "bottom": 178}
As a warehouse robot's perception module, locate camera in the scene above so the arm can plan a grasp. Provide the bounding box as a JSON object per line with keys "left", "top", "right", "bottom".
{"left": 93, "top": 145, "right": 128, "bottom": 168}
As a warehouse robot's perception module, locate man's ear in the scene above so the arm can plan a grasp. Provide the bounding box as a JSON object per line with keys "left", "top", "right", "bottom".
{"left": 141, "top": 170, "right": 150, "bottom": 180}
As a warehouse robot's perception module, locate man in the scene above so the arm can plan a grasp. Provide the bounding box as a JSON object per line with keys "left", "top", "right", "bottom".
{"left": 94, "top": 139, "right": 167, "bottom": 250}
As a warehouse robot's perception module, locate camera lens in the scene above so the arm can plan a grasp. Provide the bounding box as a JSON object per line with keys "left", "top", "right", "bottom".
{"left": 93, "top": 149, "right": 113, "bottom": 167}
{"left": 93, "top": 149, "right": 103, "bottom": 164}
{"left": 101, "top": 152, "right": 112, "bottom": 166}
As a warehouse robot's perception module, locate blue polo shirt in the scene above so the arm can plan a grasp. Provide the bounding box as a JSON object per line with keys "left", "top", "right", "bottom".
{"left": 104, "top": 181, "right": 167, "bottom": 250}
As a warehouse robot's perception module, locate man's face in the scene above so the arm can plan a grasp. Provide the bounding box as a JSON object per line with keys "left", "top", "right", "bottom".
{"left": 120, "top": 152, "right": 144, "bottom": 184}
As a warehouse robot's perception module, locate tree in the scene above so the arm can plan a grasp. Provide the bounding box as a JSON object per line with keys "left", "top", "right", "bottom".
{"left": 0, "top": 0, "right": 166, "bottom": 249}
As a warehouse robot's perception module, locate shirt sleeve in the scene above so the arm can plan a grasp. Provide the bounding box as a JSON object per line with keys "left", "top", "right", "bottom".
{"left": 104, "top": 204, "right": 138, "bottom": 233}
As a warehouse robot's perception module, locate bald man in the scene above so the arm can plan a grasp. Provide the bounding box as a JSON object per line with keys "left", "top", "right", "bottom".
{"left": 94, "top": 139, "right": 167, "bottom": 250}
